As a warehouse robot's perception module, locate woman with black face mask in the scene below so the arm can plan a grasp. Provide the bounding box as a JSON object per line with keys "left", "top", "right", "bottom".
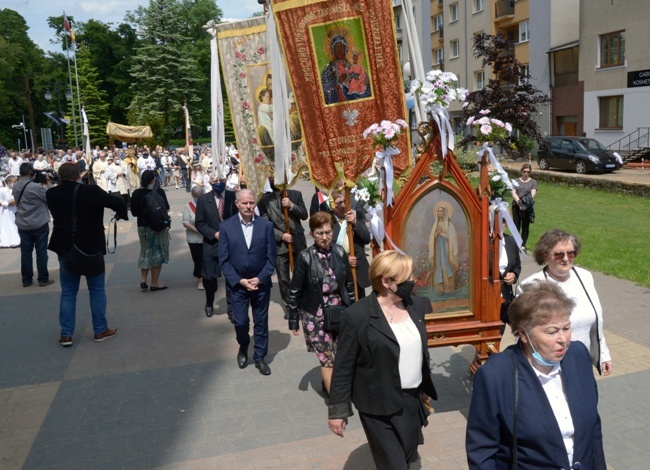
{"left": 327, "top": 250, "right": 438, "bottom": 470}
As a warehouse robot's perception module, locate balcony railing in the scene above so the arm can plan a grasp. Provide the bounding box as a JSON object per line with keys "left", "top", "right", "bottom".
{"left": 495, "top": 0, "right": 515, "bottom": 19}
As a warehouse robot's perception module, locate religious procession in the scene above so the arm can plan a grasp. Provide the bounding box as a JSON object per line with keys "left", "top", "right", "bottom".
{"left": 3, "top": 0, "right": 649, "bottom": 469}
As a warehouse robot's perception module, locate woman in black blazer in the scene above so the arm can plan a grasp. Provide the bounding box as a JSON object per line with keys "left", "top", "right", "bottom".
{"left": 328, "top": 250, "right": 437, "bottom": 470}
{"left": 288, "top": 211, "right": 355, "bottom": 395}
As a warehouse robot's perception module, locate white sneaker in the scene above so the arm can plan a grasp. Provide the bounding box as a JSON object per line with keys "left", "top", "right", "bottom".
{"left": 197, "top": 279, "right": 204, "bottom": 290}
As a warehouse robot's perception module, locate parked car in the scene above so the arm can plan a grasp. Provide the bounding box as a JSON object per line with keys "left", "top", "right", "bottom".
{"left": 538, "top": 136, "right": 621, "bottom": 174}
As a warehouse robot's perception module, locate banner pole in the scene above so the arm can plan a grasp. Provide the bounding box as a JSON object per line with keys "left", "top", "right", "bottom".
{"left": 345, "top": 186, "right": 359, "bottom": 300}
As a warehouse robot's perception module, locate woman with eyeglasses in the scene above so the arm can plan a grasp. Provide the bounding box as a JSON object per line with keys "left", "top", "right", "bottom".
{"left": 287, "top": 211, "right": 356, "bottom": 395}
{"left": 328, "top": 250, "right": 437, "bottom": 470}
{"left": 511, "top": 163, "right": 537, "bottom": 251}
{"left": 519, "top": 229, "right": 612, "bottom": 376}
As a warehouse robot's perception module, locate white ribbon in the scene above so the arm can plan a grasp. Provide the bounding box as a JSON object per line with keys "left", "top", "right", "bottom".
{"left": 477, "top": 142, "right": 514, "bottom": 191}
{"left": 425, "top": 104, "right": 455, "bottom": 158}
{"left": 363, "top": 202, "right": 406, "bottom": 255}
{"left": 489, "top": 197, "right": 525, "bottom": 254}
{"left": 375, "top": 146, "right": 400, "bottom": 207}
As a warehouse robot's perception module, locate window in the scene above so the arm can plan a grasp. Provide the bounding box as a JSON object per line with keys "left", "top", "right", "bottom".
{"left": 519, "top": 20, "right": 529, "bottom": 42}
{"left": 519, "top": 64, "right": 529, "bottom": 85}
{"left": 432, "top": 14, "right": 444, "bottom": 32}
{"left": 600, "top": 31, "right": 626, "bottom": 67}
{"left": 473, "top": 0, "right": 484, "bottom": 13}
{"left": 449, "top": 3, "right": 459, "bottom": 23}
{"left": 599, "top": 96, "right": 623, "bottom": 128}
{"left": 474, "top": 71, "right": 485, "bottom": 90}
{"left": 434, "top": 48, "right": 444, "bottom": 65}
{"left": 450, "top": 40, "right": 460, "bottom": 59}
{"left": 394, "top": 13, "right": 401, "bottom": 32}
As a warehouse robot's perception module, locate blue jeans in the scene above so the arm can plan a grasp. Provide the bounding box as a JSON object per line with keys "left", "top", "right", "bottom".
{"left": 58, "top": 256, "right": 108, "bottom": 337}
{"left": 18, "top": 223, "right": 50, "bottom": 285}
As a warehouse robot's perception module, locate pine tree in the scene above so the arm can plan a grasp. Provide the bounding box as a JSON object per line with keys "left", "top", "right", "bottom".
{"left": 128, "top": 0, "right": 201, "bottom": 146}
{"left": 66, "top": 44, "right": 110, "bottom": 147}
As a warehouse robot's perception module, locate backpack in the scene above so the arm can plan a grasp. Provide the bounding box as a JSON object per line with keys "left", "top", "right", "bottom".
{"left": 143, "top": 189, "right": 171, "bottom": 232}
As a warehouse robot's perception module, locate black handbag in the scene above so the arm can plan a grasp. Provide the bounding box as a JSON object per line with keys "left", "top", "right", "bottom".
{"left": 322, "top": 303, "right": 346, "bottom": 333}
{"left": 63, "top": 184, "right": 107, "bottom": 276}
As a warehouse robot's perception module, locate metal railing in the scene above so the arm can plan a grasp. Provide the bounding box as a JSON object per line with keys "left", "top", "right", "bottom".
{"left": 607, "top": 127, "right": 650, "bottom": 154}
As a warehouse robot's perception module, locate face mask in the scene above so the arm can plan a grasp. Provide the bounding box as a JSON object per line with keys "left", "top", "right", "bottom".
{"left": 524, "top": 330, "right": 559, "bottom": 367}
{"left": 391, "top": 280, "right": 415, "bottom": 300}
{"left": 212, "top": 182, "right": 226, "bottom": 193}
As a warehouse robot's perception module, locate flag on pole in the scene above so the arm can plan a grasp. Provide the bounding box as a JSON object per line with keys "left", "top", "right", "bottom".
{"left": 204, "top": 21, "right": 227, "bottom": 179}
{"left": 183, "top": 103, "right": 194, "bottom": 159}
{"left": 216, "top": 17, "right": 308, "bottom": 197}
{"left": 71, "top": 26, "right": 76, "bottom": 44}
{"left": 271, "top": 0, "right": 411, "bottom": 189}
{"left": 81, "top": 107, "right": 91, "bottom": 159}
{"left": 63, "top": 11, "right": 71, "bottom": 32}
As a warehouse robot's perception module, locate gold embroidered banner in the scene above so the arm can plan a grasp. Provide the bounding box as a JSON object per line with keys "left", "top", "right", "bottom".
{"left": 217, "top": 17, "right": 308, "bottom": 197}
{"left": 272, "top": 0, "right": 410, "bottom": 189}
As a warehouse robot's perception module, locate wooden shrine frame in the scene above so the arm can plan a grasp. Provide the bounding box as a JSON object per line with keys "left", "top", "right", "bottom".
{"left": 386, "top": 119, "right": 505, "bottom": 362}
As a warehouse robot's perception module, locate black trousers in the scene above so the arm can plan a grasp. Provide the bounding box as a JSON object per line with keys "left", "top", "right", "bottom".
{"left": 359, "top": 389, "right": 423, "bottom": 470}
{"left": 188, "top": 243, "right": 202, "bottom": 278}
{"left": 512, "top": 204, "right": 531, "bottom": 247}
{"left": 275, "top": 252, "right": 292, "bottom": 312}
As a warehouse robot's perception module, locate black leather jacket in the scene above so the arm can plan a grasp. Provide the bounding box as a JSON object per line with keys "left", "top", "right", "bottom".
{"left": 288, "top": 244, "right": 355, "bottom": 330}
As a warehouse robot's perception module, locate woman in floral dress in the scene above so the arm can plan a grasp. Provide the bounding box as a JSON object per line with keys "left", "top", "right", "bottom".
{"left": 288, "top": 212, "right": 356, "bottom": 395}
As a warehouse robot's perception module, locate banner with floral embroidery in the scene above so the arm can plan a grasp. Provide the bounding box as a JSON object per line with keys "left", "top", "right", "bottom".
{"left": 271, "top": 0, "right": 410, "bottom": 189}
{"left": 217, "top": 17, "right": 308, "bottom": 197}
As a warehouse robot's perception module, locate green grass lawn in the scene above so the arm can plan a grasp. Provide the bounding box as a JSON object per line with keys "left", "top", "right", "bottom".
{"left": 511, "top": 182, "right": 650, "bottom": 287}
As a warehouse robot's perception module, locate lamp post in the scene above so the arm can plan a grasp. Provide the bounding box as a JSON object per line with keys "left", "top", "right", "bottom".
{"left": 11, "top": 122, "right": 28, "bottom": 151}
{"left": 45, "top": 83, "right": 73, "bottom": 148}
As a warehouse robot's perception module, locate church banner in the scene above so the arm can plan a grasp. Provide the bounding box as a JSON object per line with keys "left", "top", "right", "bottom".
{"left": 271, "top": 0, "right": 410, "bottom": 189}
{"left": 217, "top": 17, "right": 308, "bottom": 197}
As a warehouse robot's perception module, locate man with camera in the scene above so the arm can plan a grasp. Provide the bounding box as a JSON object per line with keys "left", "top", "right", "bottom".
{"left": 12, "top": 162, "right": 53, "bottom": 287}
{"left": 47, "top": 163, "right": 128, "bottom": 347}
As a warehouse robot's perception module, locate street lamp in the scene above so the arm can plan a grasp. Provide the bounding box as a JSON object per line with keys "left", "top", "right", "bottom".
{"left": 11, "top": 122, "right": 28, "bottom": 151}
{"left": 45, "top": 83, "right": 73, "bottom": 148}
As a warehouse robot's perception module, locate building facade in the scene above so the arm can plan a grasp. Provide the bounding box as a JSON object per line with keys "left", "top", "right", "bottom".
{"left": 580, "top": 0, "right": 650, "bottom": 151}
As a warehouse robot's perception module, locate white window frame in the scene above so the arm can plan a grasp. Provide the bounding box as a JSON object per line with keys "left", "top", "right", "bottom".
{"left": 450, "top": 40, "right": 460, "bottom": 59}
{"left": 474, "top": 70, "right": 485, "bottom": 90}
{"left": 449, "top": 3, "right": 459, "bottom": 23}
{"left": 434, "top": 47, "right": 444, "bottom": 66}
{"left": 433, "top": 14, "right": 444, "bottom": 32}
{"left": 473, "top": 0, "right": 484, "bottom": 13}
{"left": 519, "top": 20, "right": 529, "bottom": 43}
{"left": 519, "top": 64, "right": 529, "bottom": 85}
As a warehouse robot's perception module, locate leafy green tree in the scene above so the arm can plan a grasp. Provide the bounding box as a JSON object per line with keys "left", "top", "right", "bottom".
{"left": 128, "top": 0, "right": 202, "bottom": 146}
{"left": 461, "top": 33, "right": 552, "bottom": 153}
{"left": 65, "top": 45, "right": 110, "bottom": 147}
{"left": 0, "top": 9, "right": 50, "bottom": 148}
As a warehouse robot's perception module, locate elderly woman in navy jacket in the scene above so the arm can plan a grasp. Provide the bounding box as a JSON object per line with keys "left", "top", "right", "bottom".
{"left": 466, "top": 280, "right": 606, "bottom": 469}
{"left": 328, "top": 250, "right": 437, "bottom": 470}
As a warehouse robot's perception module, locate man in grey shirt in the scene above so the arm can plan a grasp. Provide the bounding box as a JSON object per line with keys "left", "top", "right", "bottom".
{"left": 12, "top": 163, "right": 53, "bottom": 287}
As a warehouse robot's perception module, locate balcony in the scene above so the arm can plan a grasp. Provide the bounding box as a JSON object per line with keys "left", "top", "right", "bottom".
{"left": 495, "top": 0, "right": 515, "bottom": 21}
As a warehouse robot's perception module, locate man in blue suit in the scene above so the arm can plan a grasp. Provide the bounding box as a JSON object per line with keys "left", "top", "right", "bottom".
{"left": 218, "top": 189, "right": 277, "bottom": 375}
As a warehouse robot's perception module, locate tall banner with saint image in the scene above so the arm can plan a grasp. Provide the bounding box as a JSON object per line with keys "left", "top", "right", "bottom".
{"left": 216, "top": 17, "right": 308, "bottom": 197}
{"left": 271, "top": 0, "right": 410, "bottom": 188}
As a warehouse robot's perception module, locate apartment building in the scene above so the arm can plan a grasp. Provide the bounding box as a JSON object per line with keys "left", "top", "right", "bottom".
{"left": 580, "top": 0, "right": 650, "bottom": 150}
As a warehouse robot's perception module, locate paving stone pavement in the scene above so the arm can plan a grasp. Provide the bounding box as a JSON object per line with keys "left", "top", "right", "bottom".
{"left": 1, "top": 178, "right": 649, "bottom": 469}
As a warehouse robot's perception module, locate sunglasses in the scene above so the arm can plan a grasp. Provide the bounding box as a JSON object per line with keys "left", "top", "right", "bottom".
{"left": 551, "top": 250, "right": 577, "bottom": 262}
{"left": 522, "top": 170, "right": 531, "bottom": 174}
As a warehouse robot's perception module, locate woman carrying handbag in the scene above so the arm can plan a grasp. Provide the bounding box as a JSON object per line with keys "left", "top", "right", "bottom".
{"left": 287, "top": 211, "right": 355, "bottom": 395}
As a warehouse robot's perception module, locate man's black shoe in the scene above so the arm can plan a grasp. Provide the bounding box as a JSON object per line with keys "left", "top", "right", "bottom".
{"left": 237, "top": 349, "right": 248, "bottom": 369}
{"left": 205, "top": 306, "right": 213, "bottom": 317}
{"left": 255, "top": 359, "right": 271, "bottom": 376}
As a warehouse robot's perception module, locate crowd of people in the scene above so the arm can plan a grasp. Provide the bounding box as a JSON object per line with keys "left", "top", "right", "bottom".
{"left": 0, "top": 141, "right": 612, "bottom": 469}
